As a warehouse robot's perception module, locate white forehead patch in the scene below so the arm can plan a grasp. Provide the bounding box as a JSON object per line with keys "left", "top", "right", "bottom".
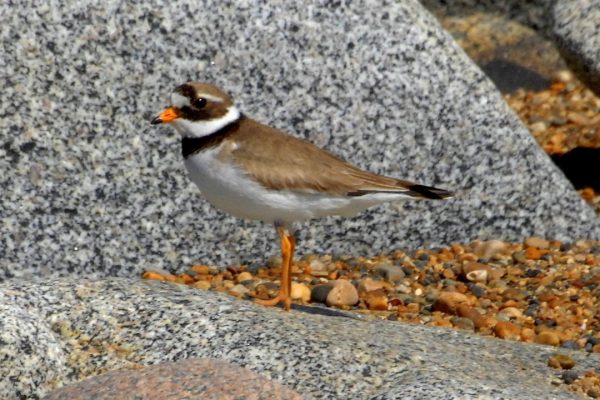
{"left": 195, "top": 92, "right": 224, "bottom": 103}
{"left": 171, "top": 92, "right": 190, "bottom": 108}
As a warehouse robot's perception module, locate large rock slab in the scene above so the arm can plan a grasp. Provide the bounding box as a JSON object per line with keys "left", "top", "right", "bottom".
{"left": 553, "top": 0, "right": 600, "bottom": 95}
{"left": 1, "top": 1, "right": 598, "bottom": 278}
{"left": 44, "top": 358, "right": 302, "bottom": 400}
{"left": 1, "top": 278, "right": 597, "bottom": 399}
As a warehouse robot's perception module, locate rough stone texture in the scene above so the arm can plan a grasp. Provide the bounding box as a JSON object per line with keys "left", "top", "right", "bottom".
{"left": 1, "top": 278, "right": 598, "bottom": 399}
{"left": 1, "top": 1, "right": 599, "bottom": 279}
{"left": 553, "top": 0, "right": 600, "bottom": 95}
{"left": 0, "top": 303, "right": 68, "bottom": 400}
{"left": 43, "top": 358, "right": 302, "bottom": 400}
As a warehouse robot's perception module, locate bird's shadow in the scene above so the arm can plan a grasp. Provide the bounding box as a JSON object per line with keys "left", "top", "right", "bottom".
{"left": 286, "top": 303, "right": 365, "bottom": 320}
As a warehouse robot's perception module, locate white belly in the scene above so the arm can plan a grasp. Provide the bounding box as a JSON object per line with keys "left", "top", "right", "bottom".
{"left": 184, "top": 146, "right": 403, "bottom": 224}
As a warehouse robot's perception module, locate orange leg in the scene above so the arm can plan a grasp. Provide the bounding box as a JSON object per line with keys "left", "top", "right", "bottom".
{"left": 255, "top": 226, "right": 295, "bottom": 311}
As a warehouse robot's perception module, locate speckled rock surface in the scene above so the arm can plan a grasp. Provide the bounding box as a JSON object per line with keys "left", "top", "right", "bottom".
{"left": 1, "top": 1, "right": 599, "bottom": 279}
{"left": 2, "top": 278, "right": 598, "bottom": 399}
{"left": 553, "top": 0, "right": 600, "bottom": 95}
{"left": 43, "top": 358, "right": 302, "bottom": 400}
{"left": 0, "top": 303, "right": 68, "bottom": 400}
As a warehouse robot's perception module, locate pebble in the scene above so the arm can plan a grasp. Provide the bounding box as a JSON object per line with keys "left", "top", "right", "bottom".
{"left": 357, "top": 277, "right": 387, "bottom": 293}
{"left": 466, "top": 269, "right": 488, "bottom": 283}
{"left": 561, "top": 370, "right": 579, "bottom": 385}
{"left": 142, "top": 271, "right": 166, "bottom": 281}
{"left": 548, "top": 353, "right": 576, "bottom": 370}
{"left": 451, "top": 316, "right": 475, "bottom": 331}
{"left": 525, "top": 247, "right": 543, "bottom": 260}
{"left": 229, "top": 284, "right": 250, "bottom": 297}
{"left": 432, "top": 291, "right": 469, "bottom": 315}
{"left": 193, "top": 281, "right": 211, "bottom": 290}
{"left": 326, "top": 280, "right": 359, "bottom": 307}
{"left": 362, "top": 289, "right": 389, "bottom": 311}
{"left": 525, "top": 237, "right": 550, "bottom": 249}
{"left": 473, "top": 240, "right": 507, "bottom": 259}
{"left": 236, "top": 271, "right": 253, "bottom": 283}
{"left": 535, "top": 331, "right": 561, "bottom": 347}
{"left": 290, "top": 282, "right": 311, "bottom": 302}
{"left": 374, "top": 263, "right": 405, "bottom": 282}
{"left": 497, "top": 307, "right": 522, "bottom": 320}
{"left": 311, "top": 284, "right": 333, "bottom": 304}
{"left": 190, "top": 265, "right": 211, "bottom": 275}
{"left": 494, "top": 321, "right": 521, "bottom": 340}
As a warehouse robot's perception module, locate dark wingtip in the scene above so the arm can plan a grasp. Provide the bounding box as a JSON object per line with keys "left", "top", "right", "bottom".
{"left": 406, "top": 184, "right": 453, "bottom": 200}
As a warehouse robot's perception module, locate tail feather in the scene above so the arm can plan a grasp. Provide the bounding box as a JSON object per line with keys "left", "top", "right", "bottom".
{"left": 404, "top": 184, "right": 453, "bottom": 200}
{"left": 348, "top": 183, "right": 453, "bottom": 199}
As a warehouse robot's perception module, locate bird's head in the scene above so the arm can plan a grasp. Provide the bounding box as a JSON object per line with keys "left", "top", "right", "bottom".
{"left": 151, "top": 82, "right": 240, "bottom": 138}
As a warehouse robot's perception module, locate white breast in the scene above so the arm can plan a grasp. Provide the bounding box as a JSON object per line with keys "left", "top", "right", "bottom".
{"left": 184, "top": 144, "right": 407, "bottom": 224}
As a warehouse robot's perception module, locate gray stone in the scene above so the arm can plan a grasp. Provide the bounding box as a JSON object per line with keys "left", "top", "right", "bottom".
{"left": 374, "top": 263, "right": 406, "bottom": 282}
{"left": 0, "top": 303, "right": 68, "bottom": 400}
{"left": 1, "top": 0, "right": 599, "bottom": 280}
{"left": 553, "top": 0, "right": 600, "bottom": 95}
{"left": 1, "top": 278, "right": 598, "bottom": 399}
{"left": 43, "top": 358, "right": 302, "bottom": 400}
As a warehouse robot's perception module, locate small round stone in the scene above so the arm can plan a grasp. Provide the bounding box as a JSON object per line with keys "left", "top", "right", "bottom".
{"left": 357, "top": 277, "right": 387, "bottom": 293}
{"left": 193, "top": 281, "right": 211, "bottom": 290}
{"left": 236, "top": 271, "right": 253, "bottom": 283}
{"left": 548, "top": 353, "right": 576, "bottom": 370}
{"left": 535, "top": 331, "right": 561, "bottom": 346}
{"left": 432, "top": 291, "right": 469, "bottom": 315}
{"left": 374, "top": 263, "right": 405, "bottom": 282}
{"left": 311, "top": 284, "right": 333, "bottom": 303}
{"left": 362, "top": 289, "right": 389, "bottom": 311}
{"left": 451, "top": 316, "right": 475, "bottom": 331}
{"left": 326, "top": 280, "right": 359, "bottom": 307}
{"left": 493, "top": 321, "right": 521, "bottom": 340}
{"left": 561, "top": 370, "right": 579, "bottom": 384}
{"left": 525, "top": 237, "right": 550, "bottom": 249}
{"left": 290, "top": 282, "right": 311, "bottom": 302}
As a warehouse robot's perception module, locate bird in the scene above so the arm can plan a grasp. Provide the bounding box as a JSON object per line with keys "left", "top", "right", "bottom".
{"left": 151, "top": 82, "right": 453, "bottom": 311}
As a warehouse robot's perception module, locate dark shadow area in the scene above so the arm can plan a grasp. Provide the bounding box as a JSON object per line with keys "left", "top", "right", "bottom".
{"left": 482, "top": 59, "right": 551, "bottom": 93}
{"left": 551, "top": 147, "right": 600, "bottom": 190}
{"left": 289, "top": 303, "right": 364, "bottom": 319}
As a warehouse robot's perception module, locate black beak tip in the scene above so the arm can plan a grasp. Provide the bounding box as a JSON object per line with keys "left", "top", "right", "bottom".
{"left": 150, "top": 116, "right": 162, "bottom": 125}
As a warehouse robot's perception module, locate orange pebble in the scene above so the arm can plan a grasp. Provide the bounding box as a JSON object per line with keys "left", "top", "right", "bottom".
{"left": 142, "top": 271, "right": 166, "bottom": 281}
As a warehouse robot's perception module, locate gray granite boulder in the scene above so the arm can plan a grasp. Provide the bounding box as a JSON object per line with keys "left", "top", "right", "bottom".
{"left": 1, "top": 0, "right": 599, "bottom": 279}
{"left": 1, "top": 278, "right": 597, "bottom": 399}
{"left": 553, "top": 0, "right": 600, "bottom": 95}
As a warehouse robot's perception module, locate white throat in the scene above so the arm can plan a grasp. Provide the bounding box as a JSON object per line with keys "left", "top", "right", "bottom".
{"left": 173, "top": 106, "right": 241, "bottom": 138}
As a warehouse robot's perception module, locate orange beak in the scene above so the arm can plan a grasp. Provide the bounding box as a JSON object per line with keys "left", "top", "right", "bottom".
{"left": 151, "top": 107, "right": 181, "bottom": 125}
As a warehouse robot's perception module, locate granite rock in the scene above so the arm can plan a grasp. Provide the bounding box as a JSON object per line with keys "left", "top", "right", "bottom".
{"left": 0, "top": 303, "right": 67, "bottom": 400}
{"left": 553, "top": 0, "right": 600, "bottom": 95}
{"left": 43, "top": 358, "right": 302, "bottom": 400}
{"left": 1, "top": 0, "right": 599, "bottom": 279}
{"left": 2, "top": 278, "right": 598, "bottom": 399}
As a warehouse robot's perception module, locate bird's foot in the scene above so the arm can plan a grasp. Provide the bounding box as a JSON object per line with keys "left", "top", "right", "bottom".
{"left": 254, "top": 292, "right": 292, "bottom": 311}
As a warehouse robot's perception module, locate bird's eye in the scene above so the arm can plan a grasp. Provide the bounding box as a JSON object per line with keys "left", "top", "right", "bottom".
{"left": 193, "top": 98, "right": 207, "bottom": 109}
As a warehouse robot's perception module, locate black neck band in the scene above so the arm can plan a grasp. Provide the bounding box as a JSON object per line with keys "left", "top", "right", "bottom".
{"left": 181, "top": 114, "right": 244, "bottom": 158}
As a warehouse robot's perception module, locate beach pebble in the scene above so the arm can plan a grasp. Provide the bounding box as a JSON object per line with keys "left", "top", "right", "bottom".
{"left": 525, "top": 237, "right": 550, "bottom": 249}
{"left": 548, "top": 353, "right": 576, "bottom": 370}
{"left": 535, "top": 331, "right": 561, "bottom": 346}
{"left": 290, "top": 282, "right": 311, "bottom": 302}
{"left": 326, "top": 280, "right": 359, "bottom": 307}
{"left": 362, "top": 289, "right": 389, "bottom": 311}
{"left": 310, "top": 284, "right": 333, "bottom": 303}
{"left": 374, "top": 263, "right": 405, "bottom": 282}
{"left": 357, "top": 277, "right": 387, "bottom": 293}
{"left": 433, "top": 291, "right": 469, "bottom": 315}
{"left": 494, "top": 321, "right": 521, "bottom": 340}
